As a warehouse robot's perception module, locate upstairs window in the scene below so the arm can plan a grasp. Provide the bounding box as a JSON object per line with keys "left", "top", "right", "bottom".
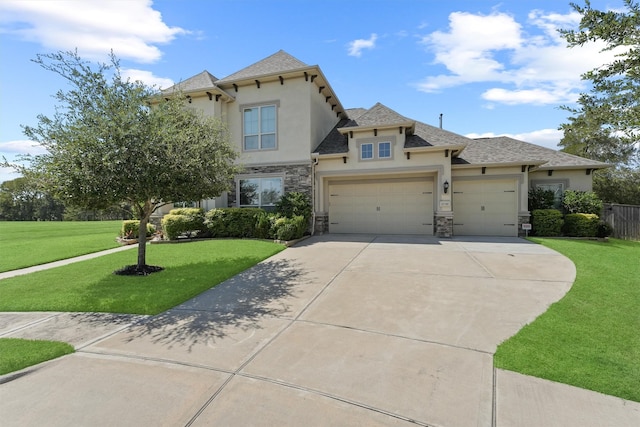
{"left": 378, "top": 141, "right": 391, "bottom": 158}
{"left": 243, "top": 105, "right": 276, "bottom": 150}
{"left": 359, "top": 140, "right": 393, "bottom": 161}
{"left": 361, "top": 143, "right": 374, "bottom": 160}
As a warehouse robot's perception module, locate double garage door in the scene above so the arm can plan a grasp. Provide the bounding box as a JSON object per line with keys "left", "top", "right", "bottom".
{"left": 329, "top": 180, "right": 434, "bottom": 235}
{"left": 452, "top": 179, "right": 518, "bottom": 236}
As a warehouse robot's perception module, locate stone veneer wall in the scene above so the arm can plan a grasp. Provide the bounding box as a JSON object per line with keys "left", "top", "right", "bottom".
{"left": 314, "top": 212, "right": 329, "bottom": 234}
{"left": 227, "top": 163, "right": 312, "bottom": 207}
{"left": 518, "top": 213, "right": 531, "bottom": 238}
{"left": 435, "top": 213, "right": 453, "bottom": 238}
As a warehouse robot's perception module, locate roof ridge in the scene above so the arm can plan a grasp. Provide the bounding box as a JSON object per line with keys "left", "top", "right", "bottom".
{"left": 217, "top": 50, "right": 309, "bottom": 83}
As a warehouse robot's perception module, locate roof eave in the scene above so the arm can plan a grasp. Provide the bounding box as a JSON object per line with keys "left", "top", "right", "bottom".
{"left": 338, "top": 121, "right": 416, "bottom": 134}
{"left": 404, "top": 144, "right": 466, "bottom": 154}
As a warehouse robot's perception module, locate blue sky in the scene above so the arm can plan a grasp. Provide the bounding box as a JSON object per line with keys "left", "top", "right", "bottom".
{"left": 0, "top": 0, "right": 625, "bottom": 183}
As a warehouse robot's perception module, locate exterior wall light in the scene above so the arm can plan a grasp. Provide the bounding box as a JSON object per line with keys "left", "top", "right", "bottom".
{"left": 443, "top": 180, "right": 449, "bottom": 194}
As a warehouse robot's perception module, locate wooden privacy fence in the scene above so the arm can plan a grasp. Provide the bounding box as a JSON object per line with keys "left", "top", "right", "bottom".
{"left": 602, "top": 204, "right": 640, "bottom": 241}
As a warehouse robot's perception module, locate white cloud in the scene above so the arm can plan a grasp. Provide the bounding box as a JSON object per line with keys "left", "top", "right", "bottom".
{"left": 482, "top": 87, "right": 578, "bottom": 105}
{"left": 347, "top": 33, "right": 378, "bottom": 57}
{"left": 417, "top": 9, "right": 623, "bottom": 106}
{"left": 466, "top": 128, "right": 563, "bottom": 150}
{"left": 121, "top": 69, "right": 174, "bottom": 90}
{"left": 0, "top": 140, "right": 47, "bottom": 155}
{"left": 0, "top": 0, "right": 187, "bottom": 63}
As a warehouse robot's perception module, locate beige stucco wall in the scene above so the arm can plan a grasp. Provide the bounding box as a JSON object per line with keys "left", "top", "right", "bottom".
{"left": 314, "top": 130, "right": 453, "bottom": 214}
{"left": 219, "top": 76, "right": 338, "bottom": 165}
{"left": 529, "top": 169, "right": 593, "bottom": 191}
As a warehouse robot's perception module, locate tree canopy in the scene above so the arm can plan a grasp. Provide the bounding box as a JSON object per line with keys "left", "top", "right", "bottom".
{"left": 559, "top": 0, "right": 640, "bottom": 167}
{"left": 10, "top": 51, "right": 240, "bottom": 273}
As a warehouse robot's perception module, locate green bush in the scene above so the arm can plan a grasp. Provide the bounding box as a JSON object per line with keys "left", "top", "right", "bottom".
{"left": 255, "top": 211, "right": 276, "bottom": 239}
{"left": 528, "top": 187, "right": 556, "bottom": 210}
{"left": 121, "top": 220, "right": 155, "bottom": 239}
{"left": 596, "top": 221, "right": 613, "bottom": 238}
{"left": 531, "top": 209, "right": 564, "bottom": 236}
{"left": 204, "top": 208, "right": 264, "bottom": 238}
{"left": 563, "top": 213, "right": 600, "bottom": 237}
{"left": 273, "top": 215, "right": 307, "bottom": 241}
{"left": 562, "top": 190, "right": 603, "bottom": 215}
{"left": 276, "top": 192, "right": 312, "bottom": 222}
{"left": 168, "top": 208, "right": 205, "bottom": 230}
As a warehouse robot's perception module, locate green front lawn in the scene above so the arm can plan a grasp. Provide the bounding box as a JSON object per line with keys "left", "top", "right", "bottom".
{"left": 0, "top": 338, "right": 75, "bottom": 375}
{"left": 0, "top": 239, "right": 285, "bottom": 315}
{"left": 0, "top": 221, "right": 123, "bottom": 272}
{"left": 494, "top": 238, "right": 640, "bottom": 402}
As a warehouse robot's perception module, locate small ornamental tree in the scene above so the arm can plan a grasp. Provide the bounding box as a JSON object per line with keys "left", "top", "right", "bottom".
{"left": 9, "top": 51, "right": 239, "bottom": 274}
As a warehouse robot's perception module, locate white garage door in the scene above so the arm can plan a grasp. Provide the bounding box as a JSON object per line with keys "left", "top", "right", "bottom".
{"left": 453, "top": 179, "right": 518, "bottom": 236}
{"left": 329, "top": 180, "right": 434, "bottom": 234}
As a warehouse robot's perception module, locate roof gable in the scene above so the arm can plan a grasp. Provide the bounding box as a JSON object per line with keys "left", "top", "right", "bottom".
{"left": 163, "top": 70, "right": 218, "bottom": 92}
{"left": 342, "top": 102, "right": 413, "bottom": 128}
{"left": 217, "top": 50, "right": 309, "bottom": 83}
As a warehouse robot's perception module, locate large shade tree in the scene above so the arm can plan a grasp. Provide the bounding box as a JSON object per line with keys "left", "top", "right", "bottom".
{"left": 559, "top": 0, "right": 640, "bottom": 204}
{"left": 12, "top": 51, "right": 239, "bottom": 274}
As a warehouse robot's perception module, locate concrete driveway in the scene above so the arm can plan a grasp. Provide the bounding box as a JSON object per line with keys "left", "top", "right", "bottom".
{"left": 1, "top": 235, "right": 639, "bottom": 426}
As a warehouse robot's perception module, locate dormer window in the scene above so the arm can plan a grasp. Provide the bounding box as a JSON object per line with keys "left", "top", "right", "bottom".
{"left": 358, "top": 139, "right": 394, "bottom": 161}
{"left": 378, "top": 141, "right": 391, "bottom": 158}
{"left": 361, "top": 143, "right": 374, "bottom": 160}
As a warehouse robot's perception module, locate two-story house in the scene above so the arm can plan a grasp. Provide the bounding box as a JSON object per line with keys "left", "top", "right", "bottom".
{"left": 158, "top": 50, "right": 608, "bottom": 237}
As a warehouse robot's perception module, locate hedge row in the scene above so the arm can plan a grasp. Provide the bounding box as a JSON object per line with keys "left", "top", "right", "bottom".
{"left": 531, "top": 209, "right": 612, "bottom": 238}
{"left": 155, "top": 207, "right": 308, "bottom": 241}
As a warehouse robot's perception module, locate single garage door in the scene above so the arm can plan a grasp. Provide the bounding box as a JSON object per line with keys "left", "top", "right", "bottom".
{"left": 452, "top": 179, "right": 518, "bottom": 236}
{"left": 329, "top": 179, "right": 434, "bottom": 234}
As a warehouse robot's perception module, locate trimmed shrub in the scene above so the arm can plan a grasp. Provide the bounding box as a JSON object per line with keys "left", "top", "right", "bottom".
{"left": 562, "top": 190, "right": 603, "bottom": 215}
{"left": 204, "top": 208, "right": 264, "bottom": 238}
{"left": 531, "top": 209, "right": 564, "bottom": 236}
{"left": 596, "top": 221, "right": 613, "bottom": 238}
{"left": 121, "top": 220, "right": 155, "bottom": 239}
{"left": 255, "top": 211, "right": 276, "bottom": 239}
{"left": 563, "top": 213, "right": 600, "bottom": 237}
{"left": 276, "top": 192, "right": 312, "bottom": 222}
{"left": 528, "top": 187, "right": 556, "bottom": 210}
{"left": 273, "top": 215, "right": 307, "bottom": 241}
{"left": 162, "top": 208, "right": 205, "bottom": 240}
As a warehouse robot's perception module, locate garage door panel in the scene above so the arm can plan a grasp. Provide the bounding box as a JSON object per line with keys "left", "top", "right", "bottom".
{"left": 329, "top": 180, "right": 433, "bottom": 235}
{"left": 452, "top": 180, "right": 517, "bottom": 237}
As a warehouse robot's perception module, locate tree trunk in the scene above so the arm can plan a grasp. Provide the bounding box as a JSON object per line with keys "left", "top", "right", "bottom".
{"left": 136, "top": 200, "right": 152, "bottom": 271}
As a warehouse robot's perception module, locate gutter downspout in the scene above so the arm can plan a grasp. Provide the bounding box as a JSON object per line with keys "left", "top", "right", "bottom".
{"left": 311, "top": 155, "right": 319, "bottom": 235}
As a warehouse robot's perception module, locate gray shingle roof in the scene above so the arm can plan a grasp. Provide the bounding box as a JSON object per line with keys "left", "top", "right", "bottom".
{"left": 454, "top": 136, "right": 610, "bottom": 169}
{"left": 163, "top": 70, "right": 218, "bottom": 93}
{"left": 217, "top": 50, "right": 309, "bottom": 83}
{"left": 342, "top": 103, "right": 412, "bottom": 128}
{"left": 315, "top": 105, "right": 473, "bottom": 155}
{"left": 407, "top": 121, "right": 474, "bottom": 148}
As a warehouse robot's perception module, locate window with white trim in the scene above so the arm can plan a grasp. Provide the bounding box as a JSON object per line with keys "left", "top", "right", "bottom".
{"left": 359, "top": 140, "right": 393, "bottom": 160}
{"left": 239, "top": 177, "right": 283, "bottom": 209}
{"left": 378, "top": 141, "right": 391, "bottom": 158}
{"left": 361, "top": 143, "right": 374, "bottom": 160}
{"left": 243, "top": 105, "right": 276, "bottom": 150}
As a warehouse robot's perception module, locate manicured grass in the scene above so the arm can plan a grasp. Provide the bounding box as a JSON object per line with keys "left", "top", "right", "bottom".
{"left": 494, "top": 238, "right": 640, "bottom": 402}
{"left": 0, "top": 338, "right": 75, "bottom": 375}
{"left": 0, "top": 239, "right": 285, "bottom": 315}
{"left": 0, "top": 221, "right": 122, "bottom": 272}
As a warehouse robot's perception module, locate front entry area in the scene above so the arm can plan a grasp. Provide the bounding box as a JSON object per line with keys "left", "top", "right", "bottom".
{"left": 452, "top": 179, "right": 518, "bottom": 236}
{"left": 328, "top": 178, "right": 434, "bottom": 234}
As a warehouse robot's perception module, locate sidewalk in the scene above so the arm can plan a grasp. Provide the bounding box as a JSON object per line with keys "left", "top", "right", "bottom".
{"left": 0, "top": 244, "right": 137, "bottom": 280}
